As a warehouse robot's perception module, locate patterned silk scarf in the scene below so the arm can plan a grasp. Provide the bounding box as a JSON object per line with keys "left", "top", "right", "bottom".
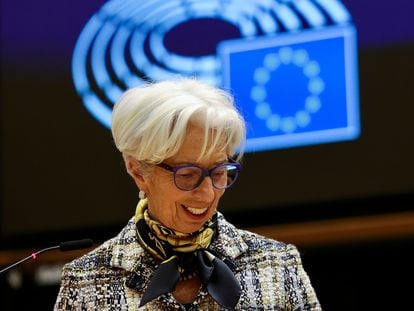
{"left": 134, "top": 199, "right": 241, "bottom": 308}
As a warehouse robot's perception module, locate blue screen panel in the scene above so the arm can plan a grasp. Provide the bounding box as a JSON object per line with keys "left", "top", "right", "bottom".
{"left": 219, "top": 25, "right": 360, "bottom": 152}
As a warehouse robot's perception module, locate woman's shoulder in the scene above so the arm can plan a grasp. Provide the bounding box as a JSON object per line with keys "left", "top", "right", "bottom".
{"left": 239, "top": 228, "right": 302, "bottom": 262}
{"left": 61, "top": 217, "right": 143, "bottom": 277}
{"left": 62, "top": 240, "right": 112, "bottom": 272}
{"left": 217, "top": 212, "right": 302, "bottom": 264}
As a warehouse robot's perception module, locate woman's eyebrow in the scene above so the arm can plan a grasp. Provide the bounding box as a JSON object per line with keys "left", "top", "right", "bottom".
{"left": 169, "top": 159, "right": 228, "bottom": 167}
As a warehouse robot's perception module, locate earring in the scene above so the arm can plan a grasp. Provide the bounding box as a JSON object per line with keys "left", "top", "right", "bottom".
{"left": 139, "top": 190, "right": 146, "bottom": 200}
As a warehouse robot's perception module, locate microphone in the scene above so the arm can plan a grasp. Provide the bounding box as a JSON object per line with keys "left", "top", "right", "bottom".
{"left": 59, "top": 239, "right": 94, "bottom": 251}
{"left": 0, "top": 238, "right": 93, "bottom": 274}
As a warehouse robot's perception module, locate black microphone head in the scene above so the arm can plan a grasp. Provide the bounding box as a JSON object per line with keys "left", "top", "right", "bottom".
{"left": 59, "top": 239, "right": 93, "bottom": 251}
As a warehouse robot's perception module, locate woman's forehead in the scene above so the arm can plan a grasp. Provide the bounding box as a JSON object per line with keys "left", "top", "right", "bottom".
{"left": 167, "top": 123, "right": 228, "bottom": 166}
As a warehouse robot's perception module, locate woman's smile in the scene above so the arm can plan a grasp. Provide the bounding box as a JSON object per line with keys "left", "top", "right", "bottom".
{"left": 181, "top": 204, "right": 209, "bottom": 216}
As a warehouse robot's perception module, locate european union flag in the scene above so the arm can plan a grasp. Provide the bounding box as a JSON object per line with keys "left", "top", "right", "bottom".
{"left": 219, "top": 25, "right": 360, "bottom": 152}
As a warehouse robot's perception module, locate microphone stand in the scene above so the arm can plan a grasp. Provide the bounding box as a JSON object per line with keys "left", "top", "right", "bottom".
{"left": 0, "top": 239, "right": 93, "bottom": 274}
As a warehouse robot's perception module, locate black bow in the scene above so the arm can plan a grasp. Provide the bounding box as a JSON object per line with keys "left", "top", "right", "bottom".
{"left": 139, "top": 250, "right": 241, "bottom": 308}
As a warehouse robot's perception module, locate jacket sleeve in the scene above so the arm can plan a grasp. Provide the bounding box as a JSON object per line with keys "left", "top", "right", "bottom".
{"left": 283, "top": 244, "right": 322, "bottom": 311}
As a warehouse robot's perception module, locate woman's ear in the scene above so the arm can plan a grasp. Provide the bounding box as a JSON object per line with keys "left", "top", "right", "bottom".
{"left": 126, "top": 156, "right": 148, "bottom": 190}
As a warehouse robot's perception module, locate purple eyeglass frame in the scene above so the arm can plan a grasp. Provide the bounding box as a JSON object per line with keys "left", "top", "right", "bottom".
{"left": 156, "top": 161, "right": 241, "bottom": 191}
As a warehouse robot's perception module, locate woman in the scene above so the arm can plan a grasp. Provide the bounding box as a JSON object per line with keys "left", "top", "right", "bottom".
{"left": 54, "top": 78, "right": 321, "bottom": 310}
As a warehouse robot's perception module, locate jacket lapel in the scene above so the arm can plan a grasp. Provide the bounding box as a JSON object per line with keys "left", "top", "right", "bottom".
{"left": 211, "top": 212, "right": 249, "bottom": 261}
{"left": 108, "top": 218, "right": 157, "bottom": 292}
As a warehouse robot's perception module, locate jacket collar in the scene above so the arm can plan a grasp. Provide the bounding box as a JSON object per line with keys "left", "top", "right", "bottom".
{"left": 210, "top": 212, "right": 249, "bottom": 259}
{"left": 110, "top": 212, "right": 249, "bottom": 275}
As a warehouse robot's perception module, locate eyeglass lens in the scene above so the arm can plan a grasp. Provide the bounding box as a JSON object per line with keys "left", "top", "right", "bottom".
{"left": 174, "top": 164, "right": 239, "bottom": 190}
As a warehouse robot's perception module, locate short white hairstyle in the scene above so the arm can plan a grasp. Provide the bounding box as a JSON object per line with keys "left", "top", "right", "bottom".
{"left": 111, "top": 78, "right": 246, "bottom": 164}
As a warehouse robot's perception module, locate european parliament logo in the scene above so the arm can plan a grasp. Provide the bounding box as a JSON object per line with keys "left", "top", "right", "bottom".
{"left": 72, "top": 0, "right": 360, "bottom": 152}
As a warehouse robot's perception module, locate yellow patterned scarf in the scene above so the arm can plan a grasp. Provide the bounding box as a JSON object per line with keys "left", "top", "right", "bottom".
{"left": 134, "top": 198, "right": 216, "bottom": 260}
{"left": 133, "top": 198, "right": 241, "bottom": 308}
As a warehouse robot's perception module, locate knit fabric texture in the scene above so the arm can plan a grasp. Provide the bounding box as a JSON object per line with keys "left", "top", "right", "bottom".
{"left": 54, "top": 213, "right": 321, "bottom": 310}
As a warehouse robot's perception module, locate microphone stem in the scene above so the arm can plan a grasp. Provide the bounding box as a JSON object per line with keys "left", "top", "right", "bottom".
{"left": 35, "top": 245, "right": 60, "bottom": 255}
{"left": 0, "top": 245, "right": 60, "bottom": 274}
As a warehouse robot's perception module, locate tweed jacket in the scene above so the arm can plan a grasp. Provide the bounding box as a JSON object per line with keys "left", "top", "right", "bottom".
{"left": 54, "top": 213, "right": 321, "bottom": 310}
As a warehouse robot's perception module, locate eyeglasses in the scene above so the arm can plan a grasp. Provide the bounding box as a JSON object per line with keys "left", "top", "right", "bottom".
{"left": 156, "top": 161, "right": 241, "bottom": 191}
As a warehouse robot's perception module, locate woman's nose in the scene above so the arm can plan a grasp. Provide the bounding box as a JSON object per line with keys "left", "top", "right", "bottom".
{"left": 193, "top": 176, "right": 215, "bottom": 201}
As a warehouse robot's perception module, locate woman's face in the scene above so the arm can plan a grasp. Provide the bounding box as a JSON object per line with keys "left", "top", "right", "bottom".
{"left": 134, "top": 123, "right": 228, "bottom": 233}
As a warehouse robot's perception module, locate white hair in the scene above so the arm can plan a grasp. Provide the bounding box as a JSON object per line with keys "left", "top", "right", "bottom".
{"left": 111, "top": 78, "right": 246, "bottom": 165}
